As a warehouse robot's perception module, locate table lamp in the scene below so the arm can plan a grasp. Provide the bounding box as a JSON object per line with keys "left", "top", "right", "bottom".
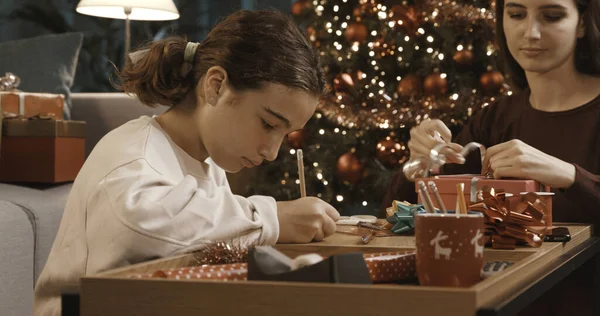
{"left": 76, "top": 0, "right": 180, "bottom": 60}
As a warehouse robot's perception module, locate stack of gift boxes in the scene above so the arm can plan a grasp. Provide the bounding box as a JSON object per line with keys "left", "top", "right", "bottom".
{"left": 0, "top": 73, "right": 86, "bottom": 183}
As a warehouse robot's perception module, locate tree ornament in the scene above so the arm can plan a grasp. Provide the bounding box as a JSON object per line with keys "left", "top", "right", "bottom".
{"left": 397, "top": 74, "right": 422, "bottom": 97}
{"left": 453, "top": 50, "right": 474, "bottom": 67}
{"left": 480, "top": 71, "right": 505, "bottom": 95}
{"left": 424, "top": 73, "right": 448, "bottom": 97}
{"left": 286, "top": 130, "right": 305, "bottom": 149}
{"left": 291, "top": 0, "right": 312, "bottom": 16}
{"left": 337, "top": 151, "right": 365, "bottom": 184}
{"left": 344, "top": 22, "right": 368, "bottom": 43}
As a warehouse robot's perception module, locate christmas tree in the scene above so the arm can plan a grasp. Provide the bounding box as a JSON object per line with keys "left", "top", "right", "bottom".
{"left": 246, "top": 0, "right": 511, "bottom": 216}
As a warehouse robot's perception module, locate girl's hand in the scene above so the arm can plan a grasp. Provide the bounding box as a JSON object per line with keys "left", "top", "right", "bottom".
{"left": 483, "top": 139, "right": 576, "bottom": 189}
{"left": 276, "top": 197, "right": 340, "bottom": 243}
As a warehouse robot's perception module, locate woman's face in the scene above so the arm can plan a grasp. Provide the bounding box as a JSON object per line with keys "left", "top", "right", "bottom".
{"left": 503, "top": 0, "right": 585, "bottom": 75}
{"left": 198, "top": 81, "right": 318, "bottom": 173}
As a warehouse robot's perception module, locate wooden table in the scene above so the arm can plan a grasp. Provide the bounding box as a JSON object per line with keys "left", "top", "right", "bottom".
{"left": 64, "top": 223, "right": 600, "bottom": 316}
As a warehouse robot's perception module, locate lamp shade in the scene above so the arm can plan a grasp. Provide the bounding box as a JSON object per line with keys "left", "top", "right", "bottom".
{"left": 76, "top": 0, "right": 180, "bottom": 21}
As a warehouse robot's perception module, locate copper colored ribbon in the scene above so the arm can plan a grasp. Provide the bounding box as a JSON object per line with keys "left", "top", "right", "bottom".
{"left": 469, "top": 187, "right": 549, "bottom": 249}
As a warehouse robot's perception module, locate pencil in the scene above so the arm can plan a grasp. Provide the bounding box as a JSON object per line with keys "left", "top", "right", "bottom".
{"left": 297, "top": 149, "right": 307, "bottom": 198}
{"left": 456, "top": 183, "right": 468, "bottom": 214}
{"left": 427, "top": 181, "right": 447, "bottom": 213}
{"left": 417, "top": 180, "right": 436, "bottom": 213}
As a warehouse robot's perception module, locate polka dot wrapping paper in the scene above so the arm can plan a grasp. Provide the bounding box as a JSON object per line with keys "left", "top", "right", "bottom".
{"left": 363, "top": 251, "right": 416, "bottom": 283}
{"left": 129, "top": 263, "right": 249, "bottom": 281}
{"left": 129, "top": 251, "right": 416, "bottom": 284}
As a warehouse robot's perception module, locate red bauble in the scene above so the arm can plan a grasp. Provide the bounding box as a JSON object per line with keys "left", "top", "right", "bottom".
{"left": 344, "top": 22, "right": 368, "bottom": 43}
{"left": 336, "top": 152, "right": 365, "bottom": 184}
{"left": 424, "top": 73, "right": 448, "bottom": 97}
{"left": 286, "top": 130, "right": 305, "bottom": 149}
{"left": 480, "top": 71, "right": 505, "bottom": 95}
{"left": 453, "top": 50, "right": 474, "bottom": 67}
{"left": 376, "top": 139, "right": 407, "bottom": 168}
{"left": 397, "top": 74, "right": 422, "bottom": 97}
{"left": 291, "top": 0, "right": 312, "bottom": 16}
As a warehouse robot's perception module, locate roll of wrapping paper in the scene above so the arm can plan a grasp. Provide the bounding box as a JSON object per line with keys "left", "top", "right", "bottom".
{"left": 129, "top": 251, "right": 417, "bottom": 284}
{"left": 403, "top": 141, "right": 486, "bottom": 181}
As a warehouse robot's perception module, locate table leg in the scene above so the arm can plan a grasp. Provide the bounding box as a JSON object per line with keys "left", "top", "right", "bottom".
{"left": 594, "top": 253, "right": 600, "bottom": 316}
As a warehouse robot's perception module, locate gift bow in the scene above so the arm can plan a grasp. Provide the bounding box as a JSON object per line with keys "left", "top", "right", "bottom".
{"left": 0, "top": 72, "right": 21, "bottom": 91}
{"left": 386, "top": 201, "right": 426, "bottom": 234}
{"left": 469, "top": 187, "right": 549, "bottom": 249}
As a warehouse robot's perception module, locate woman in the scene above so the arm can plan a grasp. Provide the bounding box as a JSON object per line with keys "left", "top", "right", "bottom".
{"left": 384, "top": 0, "right": 600, "bottom": 314}
{"left": 35, "top": 10, "right": 339, "bottom": 316}
{"left": 385, "top": 0, "right": 600, "bottom": 230}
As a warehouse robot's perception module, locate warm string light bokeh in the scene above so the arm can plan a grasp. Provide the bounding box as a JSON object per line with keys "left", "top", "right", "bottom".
{"left": 248, "top": 0, "right": 509, "bottom": 213}
{"left": 302, "top": 0, "right": 509, "bottom": 131}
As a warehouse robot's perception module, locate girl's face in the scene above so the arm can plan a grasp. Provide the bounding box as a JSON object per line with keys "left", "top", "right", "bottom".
{"left": 503, "top": 0, "right": 585, "bottom": 75}
{"left": 198, "top": 80, "right": 317, "bottom": 173}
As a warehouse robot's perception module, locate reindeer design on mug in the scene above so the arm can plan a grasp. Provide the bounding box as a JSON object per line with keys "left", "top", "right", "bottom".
{"left": 430, "top": 231, "right": 452, "bottom": 260}
{"left": 471, "top": 229, "right": 484, "bottom": 258}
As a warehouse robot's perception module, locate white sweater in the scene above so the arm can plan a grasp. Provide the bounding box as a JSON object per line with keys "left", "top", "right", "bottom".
{"left": 34, "top": 116, "right": 279, "bottom": 316}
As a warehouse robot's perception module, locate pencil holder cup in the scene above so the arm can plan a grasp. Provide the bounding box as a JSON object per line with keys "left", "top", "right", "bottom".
{"left": 415, "top": 212, "right": 485, "bottom": 287}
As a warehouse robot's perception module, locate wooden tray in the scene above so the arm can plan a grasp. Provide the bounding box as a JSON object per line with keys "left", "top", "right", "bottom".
{"left": 80, "top": 224, "right": 592, "bottom": 316}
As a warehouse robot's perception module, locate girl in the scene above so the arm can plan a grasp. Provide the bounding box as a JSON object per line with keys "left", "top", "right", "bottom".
{"left": 35, "top": 10, "right": 339, "bottom": 315}
{"left": 384, "top": 0, "right": 600, "bottom": 314}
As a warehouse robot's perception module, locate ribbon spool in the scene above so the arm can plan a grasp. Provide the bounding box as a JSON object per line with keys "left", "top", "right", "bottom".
{"left": 403, "top": 141, "right": 487, "bottom": 181}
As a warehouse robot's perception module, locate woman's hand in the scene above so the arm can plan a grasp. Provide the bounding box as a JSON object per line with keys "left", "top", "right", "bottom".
{"left": 276, "top": 197, "right": 340, "bottom": 243}
{"left": 483, "top": 139, "right": 576, "bottom": 189}
{"left": 407, "top": 119, "right": 465, "bottom": 164}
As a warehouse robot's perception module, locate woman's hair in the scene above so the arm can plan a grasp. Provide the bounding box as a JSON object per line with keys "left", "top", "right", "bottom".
{"left": 116, "top": 10, "right": 326, "bottom": 107}
{"left": 496, "top": 0, "right": 600, "bottom": 90}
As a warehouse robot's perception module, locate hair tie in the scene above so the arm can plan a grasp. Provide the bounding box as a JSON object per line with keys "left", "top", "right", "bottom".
{"left": 184, "top": 42, "right": 200, "bottom": 64}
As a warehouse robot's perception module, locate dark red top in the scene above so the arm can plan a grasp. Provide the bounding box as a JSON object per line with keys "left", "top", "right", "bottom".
{"left": 383, "top": 89, "right": 600, "bottom": 230}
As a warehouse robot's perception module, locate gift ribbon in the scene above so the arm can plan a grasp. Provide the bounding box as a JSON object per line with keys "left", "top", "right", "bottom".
{"left": 469, "top": 187, "right": 549, "bottom": 249}
{"left": 0, "top": 72, "right": 20, "bottom": 91}
{"left": 402, "top": 141, "right": 486, "bottom": 181}
{"left": 385, "top": 201, "right": 426, "bottom": 234}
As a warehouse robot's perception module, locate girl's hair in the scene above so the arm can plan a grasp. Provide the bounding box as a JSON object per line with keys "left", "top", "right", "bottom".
{"left": 116, "top": 10, "right": 325, "bottom": 107}
{"left": 496, "top": 0, "right": 600, "bottom": 90}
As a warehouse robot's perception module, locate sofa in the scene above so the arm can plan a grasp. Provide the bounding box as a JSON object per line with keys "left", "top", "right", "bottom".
{"left": 0, "top": 93, "right": 166, "bottom": 316}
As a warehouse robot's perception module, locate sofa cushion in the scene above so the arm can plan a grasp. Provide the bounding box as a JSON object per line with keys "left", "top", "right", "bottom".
{"left": 70, "top": 93, "right": 165, "bottom": 156}
{"left": 0, "top": 183, "right": 72, "bottom": 282}
{"left": 0, "top": 200, "right": 34, "bottom": 316}
{"left": 0, "top": 32, "right": 83, "bottom": 119}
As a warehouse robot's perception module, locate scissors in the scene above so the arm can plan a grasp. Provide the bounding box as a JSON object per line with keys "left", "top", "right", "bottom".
{"left": 337, "top": 215, "right": 381, "bottom": 231}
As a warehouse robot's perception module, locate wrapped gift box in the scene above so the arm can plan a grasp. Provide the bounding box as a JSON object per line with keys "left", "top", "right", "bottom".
{"left": 415, "top": 175, "right": 552, "bottom": 225}
{"left": 0, "top": 119, "right": 85, "bottom": 183}
{"left": 0, "top": 91, "right": 64, "bottom": 119}
{"left": 128, "top": 251, "right": 417, "bottom": 284}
